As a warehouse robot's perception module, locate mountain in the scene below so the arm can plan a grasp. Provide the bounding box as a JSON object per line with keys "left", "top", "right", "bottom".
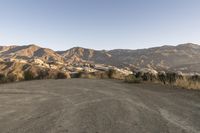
{"left": 108, "top": 43, "right": 200, "bottom": 70}
{"left": 57, "top": 47, "right": 112, "bottom": 64}
{"left": 58, "top": 43, "right": 200, "bottom": 72}
{"left": 0, "top": 43, "right": 200, "bottom": 72}
{"left": 0, "top": 44, "right": 64, "bottom": 63}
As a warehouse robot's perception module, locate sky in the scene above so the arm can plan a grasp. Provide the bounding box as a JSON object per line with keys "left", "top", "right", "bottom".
{"left": 0, "top": 0, "right": 200, "bottom": 50}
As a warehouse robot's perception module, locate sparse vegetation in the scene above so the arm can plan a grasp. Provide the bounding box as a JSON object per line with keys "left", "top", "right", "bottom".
{"left": 0, "top": 66, "right": 198, "bottom": 90}
{"left": 129, "top": 71, "right": 200, "bottom": 90}
{"left": 7, "top": 74, "right": 18, "bottom": 82}
{"left": 80, "top": 71, "right": 109, "bottom": 79}
{"left": 36, "top": 69, "right": 49, "bottom": 79}
{"left": 56, "top": 72, "right": 70, "bottom": 79}
{"left": 80, "top": 72, "right": 95, "bottom": 79}
{"left": 70, "top": 72, "right": 81, "bottom": 78}
{"left": 175, "top": 76, "right": 200, "bottom": 90}
{"left": 124, "top": 74, "right": 141, "bottom": 83}
{"left": 0, "top": 73, "right": 8, "bottom": 83}
{"left": 0, "top": 73, "right": 16, "bottom": 83}
{"left": 24, "top": 70, "right": 35, "bottom": 80}
{"left": 108, "top": 69, "right": 114, "bottom": 78}
{"left": 108, "top": 69, "right": 127, "bottom": 80}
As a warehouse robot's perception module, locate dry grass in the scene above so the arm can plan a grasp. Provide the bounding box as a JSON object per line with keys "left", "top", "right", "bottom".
{"left": 175, "top": 78, "right": 200, "bottom": 90}
{"left": 108, "top": 69, "right": 127, "bottom": 80}
{"left": 124, "top": 74, "right": 141, "bottom": 83}
{"left": 80, "top": 71, "right": 109, "bottom": 79}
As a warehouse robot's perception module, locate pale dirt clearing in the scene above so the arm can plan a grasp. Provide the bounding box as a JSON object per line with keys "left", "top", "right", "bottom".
{"left": 0, "top": 79, "right": 200, "bottom": 133}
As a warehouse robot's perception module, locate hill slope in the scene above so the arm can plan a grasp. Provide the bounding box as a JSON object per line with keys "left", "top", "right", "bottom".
{"left": 57, "top": 43, "right": 200, "bottom": 72}
{"left": 0, "top": 43, "right": 200, "bottom": 72}
{"left": 0, "top": 44, "right": 64, "bottom": 63}
{"left": 57, "top": 47, "right": 112, "bottom": 64}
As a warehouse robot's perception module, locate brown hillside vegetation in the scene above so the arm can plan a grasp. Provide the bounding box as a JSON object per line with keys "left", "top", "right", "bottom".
{"left": 58, "top": 43, "right": 200, "bottom": 72}
{"left": 0, "top": 43, "right": 199, "bottom": 90}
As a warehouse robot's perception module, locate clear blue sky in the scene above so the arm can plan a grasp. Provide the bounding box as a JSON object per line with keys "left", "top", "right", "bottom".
{"left": 0, "top": 0, "right": 200, "bottom": 50}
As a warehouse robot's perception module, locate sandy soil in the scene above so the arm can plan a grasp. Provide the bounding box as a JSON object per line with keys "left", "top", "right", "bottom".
{"left": 0, "top": 79, "right": 200, "bottom": 133}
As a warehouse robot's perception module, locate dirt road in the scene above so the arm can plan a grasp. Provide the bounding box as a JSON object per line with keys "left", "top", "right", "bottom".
{"left": 0, "top": 79, "right": 200, "bottom": 133}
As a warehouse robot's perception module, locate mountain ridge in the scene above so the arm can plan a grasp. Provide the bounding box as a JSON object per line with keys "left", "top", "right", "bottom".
{"left": 58, "top": 43, "right": 200, "bottom": 70}
{"left": 0, "top": 43, "right": 200, "bottom": 72}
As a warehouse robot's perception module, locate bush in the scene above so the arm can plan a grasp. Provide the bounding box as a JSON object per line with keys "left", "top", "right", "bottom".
{"left": 190, "top": 75, "right": 200, "bottom": 82}
{"left": 56, "top": 72, "right": 70, "bottom": 79}
{"left": 0, "top": 73, "right": 8, "bottom": 83}
{"left": 158, "top": 72, "right": 167, "bottom": 84}
{"left": 0, "top": 73, "right": 21, "bottom": 83}
{"left": 24, "top": 70, "right": 35, "bottom": 80}
{"left": 108, "top": 69, "right": 114, "bottom": 78}
{"left": 80, "top": 71, "right": 109, "bottom": 79}
{"left": 36, "top": 69, "right": 49, "bottom": 79}
{"left": 135, "top": 71, "right": 143, "bottom": 79}
{"left": 175, "top": 78, "right": 200, "bottom": 90}
{"left": 141, "top": 72, "right": 157, "bottom": 82}
{"left": 7, "top": 74, "right": 18, "bottom": 82}
{"left": 97, "top": 71, "right": 110, "bottom": 79}
{"left": 80, "top": 72, "right": 94, "bottom": 79}
{"left": 124, "top": 74, "right": 141, "bottom": 83}
{"left": 108, "top": 69, "right": 126, "bottom": 80}
{"left": 70, "top": 72, "right": 81, "bottom": 78}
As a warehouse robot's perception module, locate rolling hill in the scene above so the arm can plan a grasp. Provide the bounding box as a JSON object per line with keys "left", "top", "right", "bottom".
{"left": 58, "top": 43, "right": 200, "bottom": 72}
{"left": 0, "top": 43, "right": 200, "bottom": 72}
{"left": 0, "top": 44, "right": 64, "bottom": 63}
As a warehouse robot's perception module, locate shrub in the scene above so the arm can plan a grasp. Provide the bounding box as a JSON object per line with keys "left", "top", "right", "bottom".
{"left": 141, "top": 72, "right": 157, "bottom": 82}
{"left": 70, "top": 72, "right": 81, "bottom": 78}
{"left": 175, "top": 78, "right": 200, "bottom": 90}
{"left": 0, "top": 73, "right": 8, "bottom": 83}
{"left": 108, "top": 69, "right": 114, "bottom": 78}
{"left": 7, "top": 74, "right": 18, "bottom": 82}
{"left": 24, "top": 70, "right": 35, "bottom": 80}
{"left": 97, "top": 71, "right": 109, "bottom": 79}
{"left": 124, "top": 74, "right": 141, "bottom": 83}
{"left": 36, "top": 69, "right": 49, "bottom": 79}
{"left": 0, "top": 73, "right": 5, "bottom": 80}
{"left": 190, "top": 75, "right": 200, "bottom": 82}
{"left": 158, "top": 72, "right": 167, "bottom": 84}
{"left": 108, "top": 69, "right": 126, "bottom": 80}
{"left": 56, "top": 72, "right": 70, "bottom": 79}
{"left": 80, "top": 71, "right": 109, "bottom": 79}
{"left": 135, "top": 71, "right": 143, "bottom": 79}
{"left": 80, "top": 72, "right": 95, "bottom": 79}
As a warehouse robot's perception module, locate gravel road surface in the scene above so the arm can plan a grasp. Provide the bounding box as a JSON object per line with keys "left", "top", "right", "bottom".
{"left": 0, "top": 79, "right": 200, "bottom": 133}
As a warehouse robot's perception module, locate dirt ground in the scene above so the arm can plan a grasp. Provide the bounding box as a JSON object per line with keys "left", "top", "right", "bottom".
{"left": 0, "top": 79, "right": 200, "bottom": 133}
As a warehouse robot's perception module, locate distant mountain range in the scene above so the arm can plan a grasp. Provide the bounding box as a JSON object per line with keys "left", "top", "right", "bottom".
{"left": 1, "top": 43, "right": 200, "bottom": 72}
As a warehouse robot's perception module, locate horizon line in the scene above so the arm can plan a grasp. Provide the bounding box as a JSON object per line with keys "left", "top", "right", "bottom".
{"left": 0, "top": 42, "right": 199, "bottom": 51}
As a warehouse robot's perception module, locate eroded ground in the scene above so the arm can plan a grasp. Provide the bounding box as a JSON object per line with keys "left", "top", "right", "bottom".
{"left": 0, "top": 79, "right": 200, "bottom": 133}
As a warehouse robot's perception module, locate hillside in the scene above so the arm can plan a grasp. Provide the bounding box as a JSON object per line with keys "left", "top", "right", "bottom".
{"left": 57, "top": 47, "right": 112, "bottom": 64}
{"left": 0, "top": 44, "right": 64, "bottom": 63}
{"left": 58, "top": 43, "right": 200, "bottom": 72}
{"left": 0, "top": 43, "right": 200, "bottom": 72}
